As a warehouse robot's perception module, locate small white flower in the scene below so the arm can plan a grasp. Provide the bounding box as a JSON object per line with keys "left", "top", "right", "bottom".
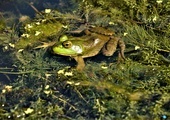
{"left": 45, "top": 85, "right": 50, "bottom": 89}
{"left": 153, "top": 16, "right": 157, "bottom": 22}
{"left": 74, "top": 82, "right": 80, "bottom": 86}
{"left": 66, "top": 81, "right": 74, "bottom": 85}
{"left": 156, "top": 0, "right": 162, "bottom": 4}
{"left": 64, "top": 71, "right": 73, "bottom": 76}
{"left": 18, "top": 49, "right": 24, "bottom": 52}
{"left": 44, "top": 90, "right": 52, "bottom": 95}
{"left": 101, "top": 66, "right": 108, "bottom": 69}
{"left": 27, "top": 24, "right": 33, "bottom": 29}
{"left": 62, "top": 25, "right": 68, "bottom": 29}
{"left": 24, "top": 108, "right": 34, "bottom": 114}
{"left": 57, "top": 69, "right": 65, "bottom": 74}
{"left": 35, "top": 31, "right": 41, "bottom": 36}
{"left": 2, "top": 85, "right": 13, "bottom": 93}
{"left": 4, "top": 46, "right": 8, "bottom": 50}
{"left": 124, "top": 33, "right": 128, "bottom": 36}
{"left": 17, "top": 114, "right": 21, "bottom": 118}
{"left": 36, "top": 22, "right": 40, "bottom": 25}
{"left": 21, "top": 34, "right": 30, "bottom": 38}
{"left": 45, "top": 73, "right": 52, "bottom": 78}
{"left": 42, "top": 19, "right": 47, "bottom": 22}
{"left": 109, "top": 21, "right": 115, "bottom": 25}
{"left": 2, "top": 89, "right": 6, "bottom": 93}
{"left": 9, "top": 43, "right": 15, "bottom": 48}
{"left": 135, "top": 46, "right": 140, "bottom": 50}
{"left": 45, "top": 9, "right": 51, "bottom": 13}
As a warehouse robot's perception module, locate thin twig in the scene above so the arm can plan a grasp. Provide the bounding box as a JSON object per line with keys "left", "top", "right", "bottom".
{"left": 26, "top": 2, "right": 42, "bottom": 15}
{"left": 0, "top": 71, "right": 34, "bottom": 74}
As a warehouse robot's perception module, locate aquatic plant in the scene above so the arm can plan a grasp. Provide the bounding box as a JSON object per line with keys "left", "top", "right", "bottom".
{"left": 124, "top": 24, "right": 170, "bottom": 65}
{"left": 0, "top": 20, "right": 6, "bottom": 32}
{"left": 0, "top": 0, "right": 170, "bottom": 119}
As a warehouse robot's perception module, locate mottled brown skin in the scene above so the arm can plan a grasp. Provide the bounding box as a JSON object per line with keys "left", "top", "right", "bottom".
{"left": 85, "top": 27, "right": 125, "bottom": 58}
{"left": 70, "top": 26, "right": 126, "bottom": 70}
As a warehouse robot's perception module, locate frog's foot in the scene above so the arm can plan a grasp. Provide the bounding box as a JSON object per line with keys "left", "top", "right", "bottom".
{"left": 117, "top": 51, "right": 125, "bottom": 63}
{"left": 118, "top": 39, "right": 126, "bottom": 60}
{"left": 66, "top": 25, "right": 87, "bottom": 34}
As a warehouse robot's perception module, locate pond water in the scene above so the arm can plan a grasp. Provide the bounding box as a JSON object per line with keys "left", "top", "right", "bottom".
{"left": 0, "top": 0, "right": 170, "bottom": 119}
{"left": 0, "top": 0, "right": 76, "bottom": 84}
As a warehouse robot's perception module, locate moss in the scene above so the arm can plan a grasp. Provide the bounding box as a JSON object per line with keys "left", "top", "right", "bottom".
{"left": 15, "top": 21, "right": 63, "bottom": 49}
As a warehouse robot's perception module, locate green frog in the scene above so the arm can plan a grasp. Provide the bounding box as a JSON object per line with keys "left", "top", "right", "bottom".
{"left": 52, "top": 27, "right": 125, "bottom": 70}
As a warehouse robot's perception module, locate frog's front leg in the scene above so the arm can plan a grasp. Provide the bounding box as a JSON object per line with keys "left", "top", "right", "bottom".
{"left": 73, "top": 56, "right": 85, "bottom": 71}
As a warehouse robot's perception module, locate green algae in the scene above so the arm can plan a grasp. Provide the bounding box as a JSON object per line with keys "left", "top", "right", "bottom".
{"left": 15, "top": 20, "right": 63, "bottom": 49}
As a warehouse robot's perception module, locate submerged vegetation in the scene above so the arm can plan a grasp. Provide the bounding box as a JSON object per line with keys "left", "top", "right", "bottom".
{"left": 0, "top": 0, "right": 170, "bottom": 119}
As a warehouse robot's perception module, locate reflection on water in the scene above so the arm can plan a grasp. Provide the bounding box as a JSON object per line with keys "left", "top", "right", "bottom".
{"left": 0, "top": 0, "right": 75, "bottom": 21}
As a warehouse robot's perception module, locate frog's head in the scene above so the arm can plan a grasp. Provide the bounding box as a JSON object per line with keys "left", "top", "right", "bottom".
{"left": 52, "top": 35, "right": 83, "bottom": 56}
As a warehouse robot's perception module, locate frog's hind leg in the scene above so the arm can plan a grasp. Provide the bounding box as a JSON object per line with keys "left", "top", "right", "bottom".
{"left": 102, "top": 37, "right": 119, "bottom": 56}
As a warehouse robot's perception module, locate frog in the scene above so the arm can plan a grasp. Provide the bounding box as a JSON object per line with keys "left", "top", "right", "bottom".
{"left": 52, "top": 26, "right": 125, "bottom": 71}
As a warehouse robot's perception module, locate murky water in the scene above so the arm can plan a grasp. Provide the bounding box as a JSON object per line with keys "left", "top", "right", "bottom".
{"left": 0, "top": 0, "right": 75, "bottom": 84}
{"left": 0, "top": 0, "right": 170, "bottom": 119}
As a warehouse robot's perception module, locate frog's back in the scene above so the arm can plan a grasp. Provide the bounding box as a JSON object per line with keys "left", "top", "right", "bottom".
{"left": 89, "top": 27, "right": 114, "bottom": 36}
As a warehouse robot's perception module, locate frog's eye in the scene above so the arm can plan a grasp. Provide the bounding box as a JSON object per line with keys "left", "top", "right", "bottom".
{"left": 62, "top": 41, "right": 72, "bottom": 48}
